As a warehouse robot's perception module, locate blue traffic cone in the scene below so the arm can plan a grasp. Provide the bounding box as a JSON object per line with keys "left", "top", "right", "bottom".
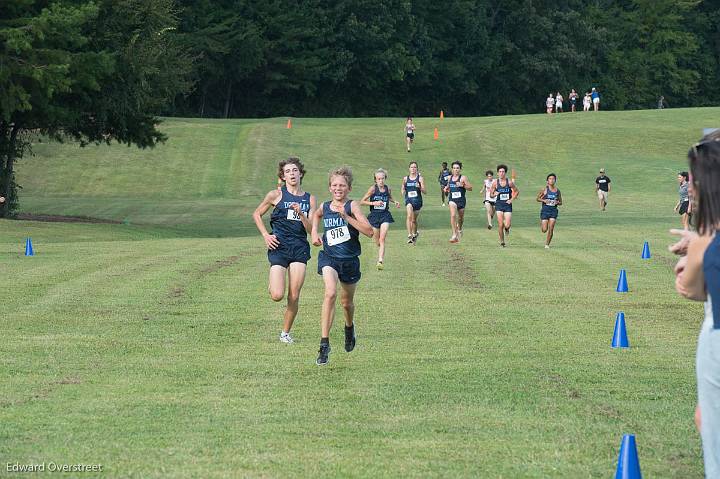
{"left": 612, "top": 312, "right": 629, "bottom": 348}
{"left": 616, "top": 269, "right": 628, "bottom": 293}
{"left": 24, "top": 237, "right": 34, "bottom": 256}
{"left": 641, "top": 241, "right": 651, "bottom": 260}
{"left": 615, "top": 434, "right": 642, "bottom": 479}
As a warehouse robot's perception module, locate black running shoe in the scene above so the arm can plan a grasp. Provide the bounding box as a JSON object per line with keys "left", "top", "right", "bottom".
{"left": 345, "top": 325, "right": 356, "bottom": 352}
{"left": 316, "top": 343, "right": 330, "bottom": 365}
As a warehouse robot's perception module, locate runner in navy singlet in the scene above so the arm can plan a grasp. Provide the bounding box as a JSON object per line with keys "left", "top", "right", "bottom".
{"left": 536, "top": 173, "right": 563, "bottom": 248}
{"left": 252, "top": 157, "right": 316, "bottom": 344}
{"left": 310, "top": 167, "right": 373, "bottom": 366}
{"left": 402, "top": 161, "right": 426, "bottom": 244}
{"left": 489, "top": 164, "right": 519, "bottom": 247}
{"left": 444, "top": 161, "right": 473, "bottom": 243}
{"left": 361, "top": 168, "right": 401, "bottom": 270}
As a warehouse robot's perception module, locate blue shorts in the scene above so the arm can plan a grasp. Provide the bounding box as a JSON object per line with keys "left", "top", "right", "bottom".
{"left": 495, "top": 202, "right": 513, "bottom": 213}
{"left": 405, "top": 199, "right": 423, "bottom": 211}
{"left": 367, "top": 211, "right": 394, "bottom": 228}
{"left": 267, "top": 242, "right": 310, "bottom": 268}
{"left": 541, "top": 207, "right": 558, "bottom": 220}
{"left": 317, "top": 251, "right": 361, "bottom": 284}
{"left": 449, "top": 198, "right": 466, "bottom": 210}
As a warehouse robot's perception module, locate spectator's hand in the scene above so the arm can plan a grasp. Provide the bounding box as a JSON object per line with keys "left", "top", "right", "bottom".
{"left": 669, "top": 228, "right": 697, "bottom": 256}
{"left": 674, "top": 255, "right": 689, "bottom": 296}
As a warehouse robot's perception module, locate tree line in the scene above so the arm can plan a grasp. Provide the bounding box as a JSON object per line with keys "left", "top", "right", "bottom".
{"left": 171, "top": 0, "right": 720, "bottom": 118}
{"left": 2, "top": 0, "right": 720, "bottom": 217}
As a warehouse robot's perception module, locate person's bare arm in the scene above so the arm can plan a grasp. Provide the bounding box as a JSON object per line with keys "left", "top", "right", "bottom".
{"left": 311, "top": 205, "right": 324, "bottom": 246}
{"left": 346, "top": 201, "right": 374, "bottom": 238}
{"left": 360, "top": 186, "right": 378, "bottom": 207}
{"left": 419, "top": 176, "right": 427, "bottom": 194}
{"left": 676, "top": 234, "right": 713, "bottom": 301}
{"left": 252, "top": 190, "right": 282, "bottom": 249}
{"left": 461, "top": 175, "right": 473, "bottom": 191}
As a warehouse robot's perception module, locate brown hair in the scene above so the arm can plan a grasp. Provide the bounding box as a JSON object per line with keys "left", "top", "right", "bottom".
{"left": 278, "top": 157, "right": 306, "bottom": 182}
{"left": 328, "top": 166, "right": 353, "bottom": 187}
{"left": 688, "top": 130, "right": 720, "bottom": 234}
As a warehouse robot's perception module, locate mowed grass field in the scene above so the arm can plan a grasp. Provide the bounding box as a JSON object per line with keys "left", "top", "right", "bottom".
{"left": 1, "top": 109, "right": 716, "bottom": 477}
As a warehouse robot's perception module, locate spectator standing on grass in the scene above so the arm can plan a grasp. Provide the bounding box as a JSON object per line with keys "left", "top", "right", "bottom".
{"left": 675, "top": 171, "right": 692, "bottom": 230}
{"left": 591, "top": 87, "right": 601, "bottom": 111}
{"left": 568, "top": 89, "right": 579, "bottom": 112}
{"left": 595, "top": 168, "right": 611, "bottom": 211}
{"left": 671, "top": 131, "right": 720, "bottom": 478}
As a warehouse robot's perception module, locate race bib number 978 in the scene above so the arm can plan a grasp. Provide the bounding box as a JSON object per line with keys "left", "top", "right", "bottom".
{"left": 326, "top": 226, "right": 350, "bottom": 246}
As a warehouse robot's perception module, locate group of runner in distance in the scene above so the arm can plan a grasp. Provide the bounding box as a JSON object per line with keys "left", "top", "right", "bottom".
{"left": 253, "top": 121, "right": 566, "bottom": 364}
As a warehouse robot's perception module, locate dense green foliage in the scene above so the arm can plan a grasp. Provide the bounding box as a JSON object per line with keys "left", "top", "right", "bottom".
{"left": 173, "top": 0, "right": 720, "bottom": 118}
{"left": 0, "top": 0, "right": 193, "bottom": 217}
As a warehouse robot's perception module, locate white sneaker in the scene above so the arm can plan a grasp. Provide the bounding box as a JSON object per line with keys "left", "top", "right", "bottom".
{"left": 279, "top": 331, "right": 294, "bottom": 344}
{"left": 544, "top": 245, "right": 550, "bottom": 249}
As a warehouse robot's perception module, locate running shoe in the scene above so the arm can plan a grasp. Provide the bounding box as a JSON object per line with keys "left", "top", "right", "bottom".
{"left": 279, "top": 331, "right": 294, "bottom": 344}
{"left": 344, "top": 325, "right": 356, "bottom": 352}
{"left": 505, "top": 227, "right": 511, "bottom": 236}
{"left": 316, "top": 343, "right": 330, "bottom": 365}
{"left": 449, "top": 236, "right": 459, "bottom": 243}
{"left": 545, "top": 245, "right": 550, "bottom": 249}
{"left": 407, "top": 235, "right": 414, "bottom": 244}
{"left": 377, "top": 261, "right": 384, "bottom": 270}
{"left": 487, "top": 224, "right": 492, "bottom": 230}
{"left": 500, "top": 242, "right": 506, "bottom": 247}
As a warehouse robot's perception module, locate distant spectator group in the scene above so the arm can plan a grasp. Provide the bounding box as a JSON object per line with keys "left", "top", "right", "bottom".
{"left": 546, "top": 88, "right": 601, "bottom": 113}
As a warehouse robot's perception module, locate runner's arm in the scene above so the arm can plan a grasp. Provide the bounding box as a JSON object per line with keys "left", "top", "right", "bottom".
{"left": 536, "top": 189, "right": 546, "bottom": 203}
{"left": 252, "top": 190, "right": 282, "bottom": 249}
{"left": 489, "top": 181, "right": 498, "bottom": 198}
{"left": 360, "top": 186, "right": 377, "bottom": 206}
{"left": 311, "top": 205, "right": 323, "bottom": 246}
{"left": 419, "top": 176, "right": 427, "bottom": 194}
{"left": 401, "top": 177, "right": 407, "bottom": 197}
{"left": 461, "top": 176, "right": 473, "bottom": 191}
{"left": 347, "top": 201, "right": 374, "bottom": 237}
{"left": 556, "top": 191, "right": 563, "bottom": 206}
{"left": 510, "top": 182, "right": 520, "bottom": 200}
{"left": 298, "top": 195, "right": 317, "bottom": 233}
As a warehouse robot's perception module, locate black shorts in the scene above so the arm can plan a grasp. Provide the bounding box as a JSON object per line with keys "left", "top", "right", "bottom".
{"left": 317, "top": 251, "right": 361, "bottom": 284}
{"left": 407, "top": 132, "right": 415, "bottom": 140}
{"left": 367, "top": 211, "right": 394, "bottom": 228}
{"left": 541, "top": 207, "right": 558, "bottom": 220}
{"left": 495, "top": 202, "right": 513, "bottom": 213}
{"left": 405, "top": 199, "right": 423, "bottom": 211}
{"left": 267, "top": 242, "right": 310, "bottom": 268}
{"left": 449, "top": 198, "right": 466, "bottom": 210}
{"left": 679, "top": 201, "right": 689, "bottom": 215}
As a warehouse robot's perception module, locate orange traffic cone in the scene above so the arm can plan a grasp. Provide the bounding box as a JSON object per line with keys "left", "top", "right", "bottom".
{"left": 286, "top": 118, "right": 292, "bottom": 129}
{"left": 433, "top": 127, "right": 439, "bottom": 140}
{"left": 440, "top": 110, "right": 444, "bottom": 120}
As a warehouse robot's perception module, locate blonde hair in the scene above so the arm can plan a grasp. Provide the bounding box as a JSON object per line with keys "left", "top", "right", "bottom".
{"left": 374, "top": 168, "right": 387, "bottom": 180}
{"left": 328, "top": 166, "right": 353, "bottom": 187}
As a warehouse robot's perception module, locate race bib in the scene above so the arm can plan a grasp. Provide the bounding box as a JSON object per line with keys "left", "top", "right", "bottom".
{"left": 326, "top": 226, "right": 350, "bottom": 246}
{"left": 451, "top": 191, "right": 461, "bottom": 199}
{"left": 286, "top": 209, "right": 306, "bottom": 221}
{"left": 374, "top": 202, "right": 387, "bottom": 210}
{"left": 545, "top": 199, "right": 556, "bottom": 206}
{"left": 407, "top": 191, "right": 418, "bottom": 198}
{"left": 499, "top": 193, "right": 510, "bottom": 201}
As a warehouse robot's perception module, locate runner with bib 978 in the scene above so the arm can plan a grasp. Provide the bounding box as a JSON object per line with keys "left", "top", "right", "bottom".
{"left": 361, "top": 168, "right": 401, "bottom": 270}
{"left": 444, "top": 161, "right": 473, "bottom": 243}
{"left": 489, "top": 164, "right": 519, "bottom": 247}
{"left": 252, "top": 157, "right": 316, "bottom": 344}
{"left": 536, "top": 173, "right": 562, "bottom": 249}
{"left": 311, "top": 167, "right": 374, "bottom": 366}
{"left": 402, "top": 161, "right": 426, "bottom": 244}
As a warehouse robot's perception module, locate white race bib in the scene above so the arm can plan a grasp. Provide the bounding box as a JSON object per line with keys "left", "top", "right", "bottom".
{"left": 326, "top": 226, "right": 350, "bottom": 246}
{"left": 499, "top": 193, "right": 510, "bottom": 201}
{"left": 374, "top": 202, "right": 387, "bottom": 210}
{"left": 287, "top": 209, "right": 307, "bottom": 221}
{"left": 407, "top": 190, "right": 418, "bottom": 198}
{"left": 545, "top": 199, "right": 556, "bottom": 206}
{"left": 451, "top": 191, "right": 461, "bottom": 199}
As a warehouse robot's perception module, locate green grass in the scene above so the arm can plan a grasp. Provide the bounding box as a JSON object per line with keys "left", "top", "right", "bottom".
{"left": 1, "top": 109, "right": 715, "bottom": 477}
